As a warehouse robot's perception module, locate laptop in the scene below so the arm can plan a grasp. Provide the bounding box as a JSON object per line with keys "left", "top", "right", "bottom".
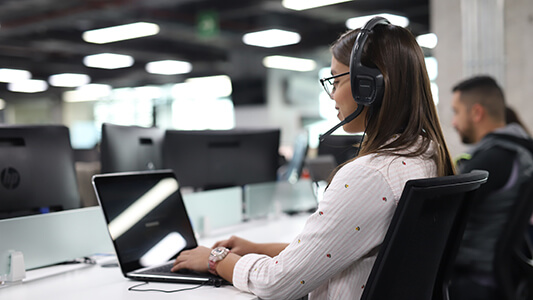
{"left": 92, "top": 169, "right": 226, "bottom": 286}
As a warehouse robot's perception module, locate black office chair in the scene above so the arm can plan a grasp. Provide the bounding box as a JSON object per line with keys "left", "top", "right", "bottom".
{"left": 360, "top": 170, "right": 489, "bottom": 300}
{"left": 493, "top": 172, "right": 533, "bottom": 300}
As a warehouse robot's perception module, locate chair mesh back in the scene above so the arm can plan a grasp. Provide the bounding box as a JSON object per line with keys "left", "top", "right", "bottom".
{"left": 494, "top": 173, "right": 533, "bottom": 300}
{"left": 360, "top": 170, "right": 488, "bottom": 300}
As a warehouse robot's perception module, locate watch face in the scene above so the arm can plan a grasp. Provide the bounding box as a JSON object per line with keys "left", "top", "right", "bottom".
{"left": 213, "top": 248, "right": 225, "bottom": 255}
{"left": 211, "top": 247, "right": 229, "bottom": 261}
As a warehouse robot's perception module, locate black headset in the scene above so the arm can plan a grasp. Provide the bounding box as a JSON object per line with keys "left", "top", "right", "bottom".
{"left": 349, "top": 16, "right": 390, "bottom": 108}
{"left": 319, "top": 16, "right": 391, "bottom": 142}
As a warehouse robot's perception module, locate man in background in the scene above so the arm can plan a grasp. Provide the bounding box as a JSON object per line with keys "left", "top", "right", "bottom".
{"left": 449, "top": 75, "right": 533, "bottom": 300}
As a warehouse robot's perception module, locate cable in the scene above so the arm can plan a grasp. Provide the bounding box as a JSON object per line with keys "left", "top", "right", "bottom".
{"left": 56, "top": 256, "right": 97, "bottom": 265}
{"left": 127, "top": 281, "right": 209, "bottom": 293}
{"left": 354, "top": 128, "right": 366, "bottom": 158}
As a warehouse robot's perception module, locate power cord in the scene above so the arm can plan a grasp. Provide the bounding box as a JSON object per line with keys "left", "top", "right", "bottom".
{"left": 128, "top": 281, "right": 209, "bottom": 293}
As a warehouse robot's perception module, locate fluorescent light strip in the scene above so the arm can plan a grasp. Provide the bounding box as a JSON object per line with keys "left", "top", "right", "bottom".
{"left": 82, "top": 22, "right": 160, "bottom": 44}
{"left": 346, "top": 13, "right": 410, "bottom": 29}
{"left": 243, "top": 29, "right": 301, "bottom": 48}
{"left": 49, "top": 73, "right": 91, "bottom": 87}
{"left": 0, "top": 68, "right": 32, "bottom": 83}
{"left": 146, "top": 60, "right": 192, "bottom": 75}
{"left": 83, "top": 53, "right": 134, "bottom": 69}
{"left": 417, "top": 33, "right": 438, "bottom": 49}
{"left": 263, "top": 55, "right": 317, "bottom": 72}
{"left": 8, "top": 79, "right": 48, "bottom": 93}
{"left": 282, "top": 0, "right": 351, "bottom": 11}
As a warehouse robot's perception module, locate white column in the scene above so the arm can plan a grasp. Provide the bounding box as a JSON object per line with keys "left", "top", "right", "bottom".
{"left": 461, "top": 0, "right": 505, "bottom": 84}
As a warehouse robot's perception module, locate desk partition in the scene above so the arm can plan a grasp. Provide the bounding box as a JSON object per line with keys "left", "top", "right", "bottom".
{"left": 0, "top": 180, "right": 319, "bottom": 286}
{"left": 0, "top": 207, "right": 113, "bottom": 276}
{"left": 244, "top": 179, "right": 318, "bottom": 220}
{"left": 182, "top": 186, "right": 243, "bottom": 236}
{"left": 0, "top": 180, "right": 318, "bottom": 299}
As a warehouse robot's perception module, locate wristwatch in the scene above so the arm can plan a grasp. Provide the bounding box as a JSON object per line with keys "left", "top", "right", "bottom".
{"left": 208, "top": 247, "right": 230, "bottom": 275}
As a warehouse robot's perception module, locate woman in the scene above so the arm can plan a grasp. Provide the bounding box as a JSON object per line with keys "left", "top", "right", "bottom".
{"left": 172, "top": 19, "right": 454, "bottom": 299}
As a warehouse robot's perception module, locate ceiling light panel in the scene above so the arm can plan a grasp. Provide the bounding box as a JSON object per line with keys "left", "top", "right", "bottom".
{"left": 49, "top": 73, "right": 91, "bottom": 87}
{"left": 0, "top": 68, "right": 32, "bottom": 83}
{"left": 145, "top": 60, "right": 192, "bottom": 75}
{"left": 83, "top": 53, "right": 135, "bottom": 69}
{"left": 346, "top": 13, "right": 409, "bottom": 29}
{"left": 263, "top": 55, "right": 317, "bottom": 72}
{"left": 8, "top": 79, "right": 48, "bottom": 93}
{"left": 242, "top": 29, "right": 301, "bottom": 48}
{"left": 282, "top": 0, "right": 351, "bottom": 11}
{"left": 82, "top": 22, "right": 160, "bottom": 44}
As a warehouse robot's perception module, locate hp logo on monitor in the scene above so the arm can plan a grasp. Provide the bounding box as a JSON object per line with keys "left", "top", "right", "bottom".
{"left": 1, "top": 167, "right": 20, "bottom": 189}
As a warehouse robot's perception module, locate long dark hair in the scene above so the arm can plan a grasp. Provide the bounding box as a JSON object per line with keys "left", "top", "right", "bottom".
{"left": 329, "top": 24, "right": 454, "bottom": 177}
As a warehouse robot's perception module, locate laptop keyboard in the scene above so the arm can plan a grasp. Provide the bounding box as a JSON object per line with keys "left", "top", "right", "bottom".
{"left": 140, "top": 263, "right": 173, "bottom": 274}
{"left": 137, "top": 262, "right": 201, "bottom": 276}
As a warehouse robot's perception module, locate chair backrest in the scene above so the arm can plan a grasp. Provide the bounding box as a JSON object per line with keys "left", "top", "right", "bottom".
{"left": 305, "top": 155, "right": 337, "bottom": 182}
{"left": 494, "top": 166, "right": 533, "bottom": 300}
{"left": 360, "top": 170, "right": 488, "bottom": 300}
{"left": 317, "top": 134, "right": 362, "bottom": 165}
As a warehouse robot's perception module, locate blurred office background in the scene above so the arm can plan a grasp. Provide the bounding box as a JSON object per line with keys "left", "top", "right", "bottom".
{"left": 0, "top": 0, "right": 531, "bottom": 158}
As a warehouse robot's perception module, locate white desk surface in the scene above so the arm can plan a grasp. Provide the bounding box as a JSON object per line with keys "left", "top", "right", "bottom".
{"left": 0, "top": 213, "right": 310, "bottom": 300}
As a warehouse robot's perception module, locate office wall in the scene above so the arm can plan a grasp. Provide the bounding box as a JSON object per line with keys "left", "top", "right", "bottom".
{"left": 4, "top": 96, "right": 63, "bottom": 125}
{"left": 63, "top": 101, "right": 95, "bottom": 127}
{"left": 506, "top": 0, "right": 533, "bottom": 133}
{"left": 433, "top": 0, "right": 533, "bottom": 158}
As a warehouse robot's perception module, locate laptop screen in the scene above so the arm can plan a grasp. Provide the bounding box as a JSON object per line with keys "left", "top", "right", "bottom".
{"left": 93, "top": 170, "right": 198, "bottom": 273}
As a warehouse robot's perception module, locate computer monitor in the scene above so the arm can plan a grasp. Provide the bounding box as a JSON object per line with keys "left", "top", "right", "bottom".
{"left": 100, "top": 123, "right": 165, "bottom": 174}
{"left": 0, "top": 125, "right": 80, "bottom": 219}
{"left": 318, "top": 134, "right": 363, "bottom": 165}
{"left": 163, "top": 128, "right": 281, "bottom": 190}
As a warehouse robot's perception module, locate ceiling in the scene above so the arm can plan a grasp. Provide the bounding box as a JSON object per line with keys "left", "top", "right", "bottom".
{"left": 0, "top": 0, "right": 430, "bottom": 101}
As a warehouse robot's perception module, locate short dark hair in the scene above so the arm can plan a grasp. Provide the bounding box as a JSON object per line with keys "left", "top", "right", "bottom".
{"left": 452, "top": 75, "right": 503, "bottom": 95}
{"left": 452, "top": 75, "right": 505, "bottom": 122}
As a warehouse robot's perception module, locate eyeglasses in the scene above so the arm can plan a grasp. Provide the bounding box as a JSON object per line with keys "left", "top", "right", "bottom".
{"left": 319, "top": 71, "right": 349, "bottom": 98}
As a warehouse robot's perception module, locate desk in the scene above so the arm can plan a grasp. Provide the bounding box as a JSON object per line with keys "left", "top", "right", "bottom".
{"left": 0, "top": 213, "right": 310, "bottom": 300}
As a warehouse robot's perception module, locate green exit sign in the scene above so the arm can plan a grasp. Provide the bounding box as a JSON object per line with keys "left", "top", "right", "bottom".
{"left": 197, "top": 11, "right": 219, "bottom": 38}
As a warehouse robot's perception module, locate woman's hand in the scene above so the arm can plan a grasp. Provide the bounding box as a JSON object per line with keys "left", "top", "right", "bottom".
{"left": 213, "top": 236, "right": 257, "bottom": 256}
{"left": 171, "top": 246, "right": 211, "bottom": 273}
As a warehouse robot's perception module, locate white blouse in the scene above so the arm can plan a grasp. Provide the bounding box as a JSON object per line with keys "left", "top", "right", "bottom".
{"left": 233, "top": 148, "right": 438, "bottom": 300}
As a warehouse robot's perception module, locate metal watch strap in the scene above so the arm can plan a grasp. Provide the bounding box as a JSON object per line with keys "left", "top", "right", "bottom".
{"left": 208, "top": 247, "right": 230, "bottom": 276}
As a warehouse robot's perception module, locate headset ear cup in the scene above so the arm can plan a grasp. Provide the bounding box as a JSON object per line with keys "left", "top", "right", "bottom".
{"left": 349, "top": 17, "right": 389, "bottom": 108}
{"left": 353, "top": 66, "right": 383, "bottom": 106}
